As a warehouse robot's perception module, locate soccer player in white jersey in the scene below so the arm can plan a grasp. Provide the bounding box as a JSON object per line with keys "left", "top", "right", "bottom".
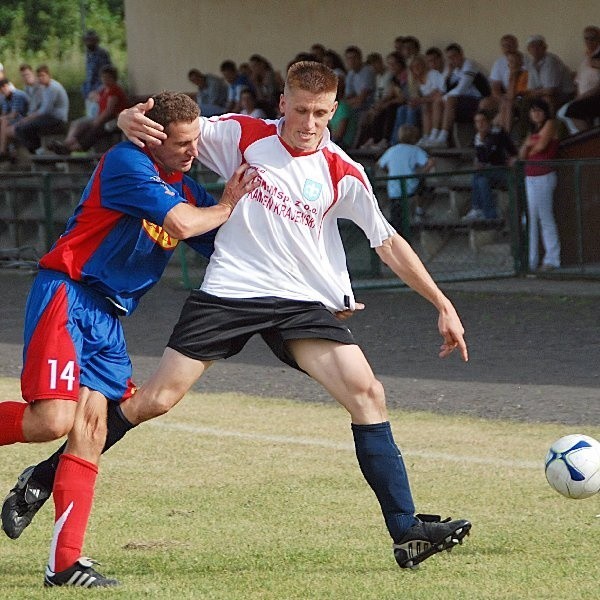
{"left": 5, "top": 61, "right": 471, "bottom": 571}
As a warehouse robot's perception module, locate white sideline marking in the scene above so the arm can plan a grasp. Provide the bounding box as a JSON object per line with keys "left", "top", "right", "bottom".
{"left": 150, "top": 421, "right": 540, "bottom": 470}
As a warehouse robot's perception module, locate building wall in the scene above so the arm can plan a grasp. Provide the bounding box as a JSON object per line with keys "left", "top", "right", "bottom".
{"left": 124, "top": 0, "right": 596, "bottom": 94}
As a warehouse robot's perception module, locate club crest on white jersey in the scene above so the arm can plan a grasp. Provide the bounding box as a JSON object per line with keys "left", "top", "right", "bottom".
{"left": 302, "top": 179, "right": 322, "bottom": 202}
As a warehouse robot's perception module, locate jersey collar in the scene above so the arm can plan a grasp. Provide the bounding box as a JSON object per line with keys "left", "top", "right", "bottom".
{"left": 276, "top": 117, "right": 330, "bottom": 157}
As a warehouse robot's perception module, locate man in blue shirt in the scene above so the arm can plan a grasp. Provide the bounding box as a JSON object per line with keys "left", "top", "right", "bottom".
{"left": 0, "top": 78, "right": 29, "bottom": 157}
{"left": 82, "top": 30, "right": 112, "bottom": 117}
{"left": 13, "top": 65, "right": 69, "bottom": 153}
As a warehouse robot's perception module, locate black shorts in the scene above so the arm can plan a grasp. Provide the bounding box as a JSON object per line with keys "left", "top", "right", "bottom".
{"left": 167, "top": 290, "right": 356, "bottom": 371}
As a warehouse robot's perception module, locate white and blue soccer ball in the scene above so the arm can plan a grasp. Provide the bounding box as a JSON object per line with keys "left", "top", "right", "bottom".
{"left": 545, "top": 434, "right": 600, "bottom": 499}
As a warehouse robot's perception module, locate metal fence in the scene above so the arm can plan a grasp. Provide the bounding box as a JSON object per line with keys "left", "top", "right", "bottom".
{"left": 1, "top": 157, "right": 599, "bottom": 285}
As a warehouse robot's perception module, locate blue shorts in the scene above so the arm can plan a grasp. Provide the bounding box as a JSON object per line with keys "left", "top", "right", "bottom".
{"left": 21, "top": 270, "right": 135, "bottom": 403}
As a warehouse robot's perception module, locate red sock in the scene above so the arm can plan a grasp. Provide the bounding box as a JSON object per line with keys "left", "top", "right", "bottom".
{"left": 0, "top": 401, "right": 27, "bottom": 445}
{"left": 49, "top": 454, "right": 98, "bottom": 573}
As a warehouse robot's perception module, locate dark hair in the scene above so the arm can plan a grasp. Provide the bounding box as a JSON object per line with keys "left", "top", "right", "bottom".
{"left": 344, "top": 45, "right": 362, "bottom": 59}
{"left": 0, "top": 78, "right": 9, "bottom": 87}
{"left": 474, "top": 109, "right": 493, "bottom": 122}
{"left": 529, "top": 98, "right": 552, "bottom": 131}
{"left": 445, "top": 43, "right": 463, "bottom": 54}
{"left": 100, "top": 65, "right": 118, "bottom": 80}
{"left": 187, "top": 68, "right": 202, "bottom": 79}
{"left": 323, "top": 49, "right": 346, "bottom": 73}
{"left": 19, "top": 63, "right": 33, "bottom": 72}
{"left": 425, "top": 46, "right": 443, "bottom": 58}
{"left": 219, "top": 60, "right": 236, "bottom": 72}
{"left": 36, "top": 64, "right": 50, "bottom": 75}
{"left": 386, "top": 51, "right": 406, "bottom": 69}
{"left": 147, "top": 91, "right": 199, "bottom": 131}
{"left": 403, "top": 36, "right": 421, "bottom": 53}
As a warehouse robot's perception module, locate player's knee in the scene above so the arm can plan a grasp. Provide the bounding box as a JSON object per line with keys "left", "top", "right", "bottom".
{"left": 43, "top": 410, "right": 75, "bottom": 440}
{"left": 143, "top": 391, "right": 178, "bottom": 420}
{"left": 348, "top": 377, "right": 386, "bottom": 413}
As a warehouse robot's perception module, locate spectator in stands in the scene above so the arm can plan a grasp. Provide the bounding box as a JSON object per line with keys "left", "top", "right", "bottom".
{"left": 400, "top": 36, "right": 422, "bottom": 98}
{"left": 14, "top": 65, "right": 68, "bottom": 154}
{"left": 482, "top": 34, "right": 521, "bottom": 112}
{"left": 310, "top": 43, "right": 326, "bottom": 63}
{"left": 328, "top": 74, "right": 356, "bottom": 150}
{"left": 425, "top": 47, "right": 445, "bottom": 74}
{"left": 187, "top": 68, "right": 228, "bottom": 117}
{"left": 344, "top": 45, "right": 376, "bottom": 111}
{"left": 519, "top": 99, "right": 561, "bottom": 272}
{"left": 19, "top": 64, "right": 43, "bottom": 113}
{"left": 47, "top": 65, "right": 128, "bottom": 155}
{"left": 428, "top": 44, "right": 491, "bottom": 148}
{"left": 405, "top": 54, "right": 446, "bottom": 146}
{"left": 81, "top": 30, "right": 112, "bottom": 117}
{"left": 239, "top": 88, "right": 267, "bottom": 119}
{"left": 393, "top": 36, "right": 406, "bottom": 54}
{"left": 524, "top": 35, "right": 575, "bottom": 112}
{"left": 493, "top": 51, "right": 529, "bottom": 134}
{"left": 378, "top": 124, "right": 434, "bottom": 229}
{"left": 323, "top": 49, "right": 346, "bottom": 78}
{"left": 220, "top": 60, "right": 254, "bottom": 113}
{"left": 559, "top": 26, "right": 600, "bottom": 133}
{"left": 462, "top": 110, "right": 517, "bottom": 223}
{"left": 359, "top": 52, "right": 408, "bottom": 151}
{"left": 0, "top": 78, "right": 29, "bottom": 159}
{"left": 248, "top": 54, "right": 282, "bottom": 117}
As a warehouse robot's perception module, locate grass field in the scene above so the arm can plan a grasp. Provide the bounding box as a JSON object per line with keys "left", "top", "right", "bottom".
{"left": 0, "top": 377, "right": 599, "bottom": 599}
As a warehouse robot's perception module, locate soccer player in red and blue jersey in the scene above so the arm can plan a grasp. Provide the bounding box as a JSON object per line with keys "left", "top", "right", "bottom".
{"left": 0, "top": 91, "right": 256, "bottom": 587}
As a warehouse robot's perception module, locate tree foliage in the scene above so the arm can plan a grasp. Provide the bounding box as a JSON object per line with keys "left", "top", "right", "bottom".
{"left": 0, "top": 0, "right": 125, "bottom": 58}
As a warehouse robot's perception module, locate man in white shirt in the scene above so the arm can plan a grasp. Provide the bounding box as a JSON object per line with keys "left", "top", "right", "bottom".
{"left": 10, "top": 61, "right": 471, "bottom": 573}
{"left": 525, "top": 35, "right": 575, "bottom": 111}
{"left": 429, "top": 44, "right": 491, "bottom": 147}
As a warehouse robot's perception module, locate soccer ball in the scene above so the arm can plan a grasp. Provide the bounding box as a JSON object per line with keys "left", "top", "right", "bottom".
{"left": 545, "top": 434, "right": 600, "bottom": 499}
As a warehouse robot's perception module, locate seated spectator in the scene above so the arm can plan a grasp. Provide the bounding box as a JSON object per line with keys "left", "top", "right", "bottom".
{"left": 328, "top": 74, "right": 356, "bottom": 150}
{"left": 493, "top": 50, "right": 529, "bottom": 134}
{"left": 462, "top": 110, "right": 517, "bottom": 223}
{"left": 558, "top": 26, "right": 600, "bottom": 133}
{"left": 344, "top": 45, "right": 376, "bottom": 111}
{"left": 81, "top": 29, "right": 111, "bottom": 118}
{"left": 310, "top": 43, "right": 326, "bottom": 63}
{"left": 220, "top": 60, "right": 254, "bottom": 113}
{"left": 19, "top": 64, "right": 43, "bottom": 112}
{"left": 524, "top": 35, "right": 575, "bottom": 112}
{"left": 0, "top": 78, "right": 29, "bottom": 159}
{"left": 404, "top": 54, "right": 446, "bottom": 145}
{"left": 425, "top": 47, "right": 445, "bottom": 74}
{"left": 358, "top": 52, "right": 408, "bottom": 150}
{"left": 429, "top": 43, "right": 491, "bottom": 147}
{"left": 47, "top": 65, "right": 128, "bottom": 155}
{"left": 248, "top": 54, "right": 282, "bottom": 117}
{"left": 239, "top": 88, "right": 267, "bottom": 119}
{"left": 400, "top": 36, "right": 422, "bottom": 98}
{"left": 323, "top": 49, "right": 347, "bottom": 78}
{"left": 187, "top": 68, "right": 228, "bottom": 117}
{"left": 480, "top": 34, "right": 521, "bottom": 113}
{"left": 378, "top": 124, "right": 434, "bottom": 230}
{"left": 14, "top": 65, "right": 68, "bottom": 154}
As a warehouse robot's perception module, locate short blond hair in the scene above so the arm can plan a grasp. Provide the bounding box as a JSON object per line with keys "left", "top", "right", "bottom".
{"left": 285, "top": 61, "right": 338, "bottom": 95}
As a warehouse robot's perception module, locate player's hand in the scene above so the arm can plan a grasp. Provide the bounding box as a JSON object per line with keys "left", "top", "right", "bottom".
{"left": 437, "top": 303, "right": 468, "bottom": 361}
{"left": 117, "top": 97, "right": 167, "bottom": 148}
{"left": 335, "top": 302, "right": 365, "bottom": 321}
{"left": 219, "top": 164, "right": 259, "bottom": 215}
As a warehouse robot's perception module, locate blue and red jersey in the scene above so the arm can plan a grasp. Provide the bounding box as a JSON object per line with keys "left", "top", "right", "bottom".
{"left": 40, "top": 141, "right": 217, "bottom": 315}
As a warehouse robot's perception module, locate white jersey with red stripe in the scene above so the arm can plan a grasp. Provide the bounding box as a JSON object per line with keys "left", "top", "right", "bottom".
{"left": 197, "top": 114, "right": 395, "bottom": 312}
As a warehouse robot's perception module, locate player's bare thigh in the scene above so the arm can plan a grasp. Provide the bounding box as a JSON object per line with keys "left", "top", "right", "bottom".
{"left": 121, "top": 347, "right": 213, "bottom": 425}
{"left": 286, "top": 338, "right": 388, "bottom": 425}
{"left": 22, "top": 398, "right": 77, "bottom": 442}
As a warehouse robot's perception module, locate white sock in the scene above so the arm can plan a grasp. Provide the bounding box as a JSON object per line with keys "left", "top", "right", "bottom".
{"left": 428, "top": 129, "right": 439, "bottom": 140}
{"left": 437, "top": 130, "right": 448, "bottom": 142}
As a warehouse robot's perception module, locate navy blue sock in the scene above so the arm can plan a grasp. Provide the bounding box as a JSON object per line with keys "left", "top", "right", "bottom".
{"left": 352, "top": 421, "right": 416, "bottom": 542}
{"left": 31, "top": 402, "right": 135, "bottom": 491}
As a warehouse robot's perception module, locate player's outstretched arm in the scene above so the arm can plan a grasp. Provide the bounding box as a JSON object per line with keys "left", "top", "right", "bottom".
{"left": 117, "top": 97, "right": 167, "bottom": 148}
{"left": 375, "top": 234, "right": 468, "bottom": 362}
{"left": 163, "top": 164, "right": 258, "bottom": 239}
